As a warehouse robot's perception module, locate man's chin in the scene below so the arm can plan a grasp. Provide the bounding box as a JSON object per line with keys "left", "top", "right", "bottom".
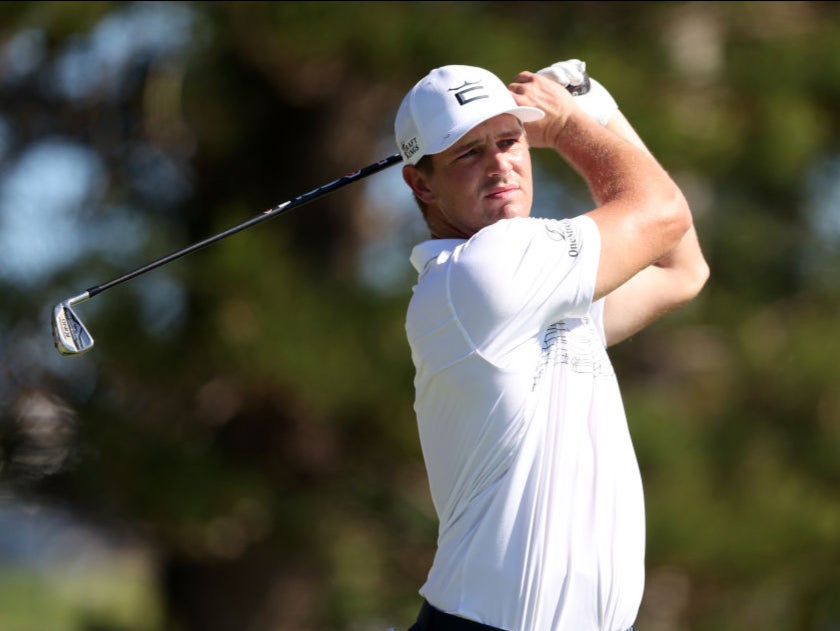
{"left": 493, "top": 203, "right": 530, "bottom": 221}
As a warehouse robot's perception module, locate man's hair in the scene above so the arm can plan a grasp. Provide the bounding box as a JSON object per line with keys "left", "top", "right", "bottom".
{"left": 412, "top": 154, "right": 434, "bottom": 223}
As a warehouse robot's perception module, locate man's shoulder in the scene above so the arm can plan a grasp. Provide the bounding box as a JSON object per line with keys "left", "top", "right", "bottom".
{"left": 409, "top": 238, "right": 465, "bottom": 274}
{"left": 470, "top": 215, "right": 596, "bottom": 251}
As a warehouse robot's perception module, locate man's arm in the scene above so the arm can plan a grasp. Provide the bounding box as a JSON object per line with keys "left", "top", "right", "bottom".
{"left": 510, "top": 72, "right": 694, "bottom": 308}
{"left": 600, "top": 111, "right": 710, "bottom": 346}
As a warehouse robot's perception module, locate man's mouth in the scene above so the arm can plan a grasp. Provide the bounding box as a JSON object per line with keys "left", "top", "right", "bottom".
{"left": 485, "top": 184, "right": 518, "bottom": 199}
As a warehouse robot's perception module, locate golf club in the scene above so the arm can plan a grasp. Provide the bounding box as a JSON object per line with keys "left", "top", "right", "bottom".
{"left": 52, "top": 74, "right": 590, "bottom": 356}
{"left": 52, "top": 154, "right": 402, "bottom": 355}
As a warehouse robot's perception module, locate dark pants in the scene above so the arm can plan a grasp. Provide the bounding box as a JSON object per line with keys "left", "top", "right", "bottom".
{"left": 408, "top": 600, "right": 637, "bottom": 631}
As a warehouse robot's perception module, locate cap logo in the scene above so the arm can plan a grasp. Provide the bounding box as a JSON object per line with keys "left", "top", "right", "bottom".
{"left": 449, "top": 80, "right": 489, "bottom": 106}
{"left": 401, "top": 137, "right": 419, "bottom": 160}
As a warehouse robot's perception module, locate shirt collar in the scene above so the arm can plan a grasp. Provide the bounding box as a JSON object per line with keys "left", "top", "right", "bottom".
{"left": 409, "top": 238, "right": 465, "bottom": 273}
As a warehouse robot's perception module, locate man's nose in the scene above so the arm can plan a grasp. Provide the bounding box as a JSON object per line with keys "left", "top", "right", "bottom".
{"left": 486, "top": 149, "right": 512, "bottom": 177}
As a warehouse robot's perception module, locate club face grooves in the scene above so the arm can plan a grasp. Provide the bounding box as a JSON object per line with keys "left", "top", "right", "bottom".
{"left": 52, "top": 302, "right": 94, "bottom": 355}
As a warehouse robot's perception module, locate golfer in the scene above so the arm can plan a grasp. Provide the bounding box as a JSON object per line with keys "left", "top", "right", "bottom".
{"left": 396, "top": 59, "right": 709, "bottom": 631}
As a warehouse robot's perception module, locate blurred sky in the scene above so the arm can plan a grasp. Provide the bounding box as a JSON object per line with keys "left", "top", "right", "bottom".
{"left": 0, "top": 3, "right": 194, "bottom": 282}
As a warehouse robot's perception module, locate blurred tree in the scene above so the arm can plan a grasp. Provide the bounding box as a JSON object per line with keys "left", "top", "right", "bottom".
{"left": 1, "top": 2, "right": 839, "bottom": 630}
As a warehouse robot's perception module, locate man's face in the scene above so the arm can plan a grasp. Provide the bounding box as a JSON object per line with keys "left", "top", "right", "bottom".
{"left": 410, "top": 114, "right": 534, "bottom": 238}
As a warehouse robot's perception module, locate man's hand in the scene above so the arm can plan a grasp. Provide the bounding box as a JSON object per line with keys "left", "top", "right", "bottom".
{"left": 508, "top": 71, "right": 579, "bottom": 149}
{"left": 538, "top": 59, "right": 618, "bottom": 126}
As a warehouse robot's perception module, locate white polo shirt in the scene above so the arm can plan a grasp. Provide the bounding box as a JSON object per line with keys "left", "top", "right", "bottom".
{"left": 406, "top": 216, "right": 645, "bottom": 631}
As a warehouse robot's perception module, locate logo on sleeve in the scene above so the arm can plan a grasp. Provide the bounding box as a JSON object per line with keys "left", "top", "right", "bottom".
{"left": 544, "top": 220, "right": 580, "bottom": 257}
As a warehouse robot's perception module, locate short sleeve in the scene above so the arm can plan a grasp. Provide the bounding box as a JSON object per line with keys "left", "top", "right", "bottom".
{"left": 448, "top": 215, "right": 601, "bottom": 355}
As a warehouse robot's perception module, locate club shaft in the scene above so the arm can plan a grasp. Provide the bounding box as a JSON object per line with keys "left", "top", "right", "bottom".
{"left": 85, "top": 153, "right": 403, "bottom": 298}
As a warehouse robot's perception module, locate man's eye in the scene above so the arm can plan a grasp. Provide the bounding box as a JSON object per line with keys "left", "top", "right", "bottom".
{"left": 458, "top": 148, "right": 478, "bottom": 160}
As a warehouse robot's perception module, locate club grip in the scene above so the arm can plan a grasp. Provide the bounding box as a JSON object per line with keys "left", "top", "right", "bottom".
{"left": 566, "top": 72, "right": 591, "bottom": 96}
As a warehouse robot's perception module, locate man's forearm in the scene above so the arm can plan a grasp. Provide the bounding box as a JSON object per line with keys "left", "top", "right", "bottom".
{"left": 604, "top": 111, "right": 708, "bottom": 282}
{"left": 554, "top": 111, "right": 677, "bottom": 209}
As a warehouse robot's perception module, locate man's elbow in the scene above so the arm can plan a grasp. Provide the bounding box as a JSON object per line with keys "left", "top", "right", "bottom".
{"left": 689, "top": 256, "right": 711, "bottom": 299}
{"left": 675, "top": 256, "right": 710, "bottom": 306}
{"left": 662, "top": 187, "right": 693, "bottom": 247}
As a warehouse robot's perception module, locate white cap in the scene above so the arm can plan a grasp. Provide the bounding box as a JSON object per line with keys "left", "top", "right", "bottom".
{"left": 394, "top": 65, "right": 545, "bottom": 165}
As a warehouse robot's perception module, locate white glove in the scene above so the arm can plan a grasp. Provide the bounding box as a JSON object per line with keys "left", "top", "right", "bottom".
{"left": 537, "top": 59, "right": 618, "bottom": 126}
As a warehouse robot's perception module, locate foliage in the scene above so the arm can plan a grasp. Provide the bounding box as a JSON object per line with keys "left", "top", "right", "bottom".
{"left": 1, "top": 2, "right": 839, "bottom": 630}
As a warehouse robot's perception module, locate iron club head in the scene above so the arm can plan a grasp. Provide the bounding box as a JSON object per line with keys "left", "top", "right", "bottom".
{"left": 52, "top": 293, "right": 94, "bottom": 356}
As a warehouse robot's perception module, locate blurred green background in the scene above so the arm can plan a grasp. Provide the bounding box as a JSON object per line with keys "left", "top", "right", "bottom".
{"left": 1, "top": 2, "right": 839, "bottom": 630}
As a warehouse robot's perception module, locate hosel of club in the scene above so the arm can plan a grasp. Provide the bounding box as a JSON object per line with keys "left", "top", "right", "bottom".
{"left": 66, "top": 291, "right": 92, "bottom": 308}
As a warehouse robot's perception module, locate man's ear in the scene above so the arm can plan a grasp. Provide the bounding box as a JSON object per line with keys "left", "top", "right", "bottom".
{"left": 402, "top": 164, "right": 435, "bottom": 204}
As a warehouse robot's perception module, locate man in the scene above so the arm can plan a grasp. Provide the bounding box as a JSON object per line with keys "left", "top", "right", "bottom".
{"left": 395, "top": 59, "right": 709, "bottom": 631}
